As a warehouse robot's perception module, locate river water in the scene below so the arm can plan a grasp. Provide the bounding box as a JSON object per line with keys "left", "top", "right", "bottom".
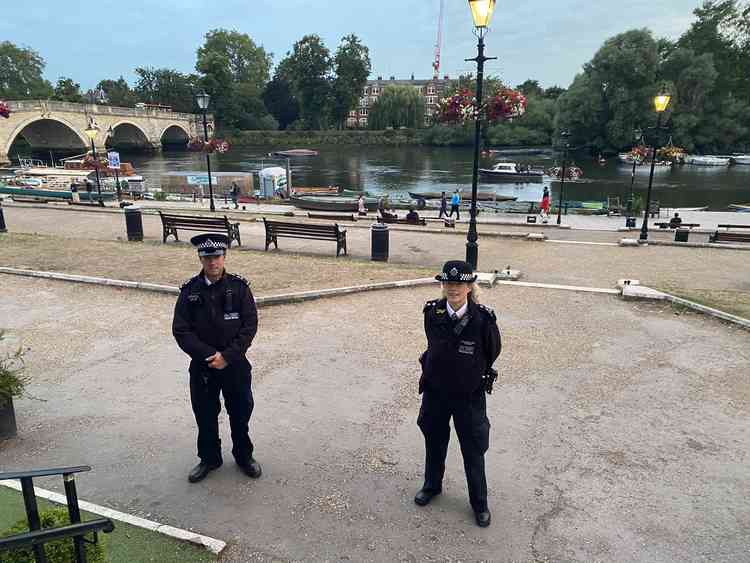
{"left": 125, "top": 145, "right": 750, "bottom": 210}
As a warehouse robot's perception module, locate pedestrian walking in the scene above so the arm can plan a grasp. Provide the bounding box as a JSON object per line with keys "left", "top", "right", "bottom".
{"left": 358, "top": 194, "right": 367, "bottom": 216}
{"left": 449, "top": 190, "right": 461, "bottom": 220}
{"left": 438, "top": 191, "right": 448, "bottom": 218}
{"left": 231, "top": 182, "right": 240, "bottom": 209}
{"left": 172, "top": 233, "right": 262, "bottom": 484}
{"left": 415, "top": 260, "right": 501, "bottom": 527}
{"left": 539, "top": 186, "right": 550, "bottom": 223}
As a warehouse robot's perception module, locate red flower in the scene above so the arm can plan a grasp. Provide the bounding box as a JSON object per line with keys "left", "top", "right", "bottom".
{"left": 188, "top": 137, "right": 231, "bottom": 154}
{"left": 437, "top": 87, "right": 525, "bottom": 124}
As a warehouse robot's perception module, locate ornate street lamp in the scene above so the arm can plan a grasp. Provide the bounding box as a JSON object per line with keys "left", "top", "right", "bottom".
{"left": 84, "top": 125, "right": 104, "bottom": 206}
{"left": 556, "top": 131, "right": 570, "bottom": 225}
{"left": 195, "top": 91, "right": 215, "bottom": 212}
{"left": 640, "top": 92, "right": 671, "bottom": 241}
{"left": 465, "top": 0, "right": 497, "bottom": 270}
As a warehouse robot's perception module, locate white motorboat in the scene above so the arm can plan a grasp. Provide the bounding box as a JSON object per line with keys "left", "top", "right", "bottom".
{"left": 687, "top": 155, "right": 731, "bottom": 166}
{"left": 731, "top": 155, "right": 750, "bottom": 165}
{"left": 479, "top": 162, "right": 544, "bottom": 183}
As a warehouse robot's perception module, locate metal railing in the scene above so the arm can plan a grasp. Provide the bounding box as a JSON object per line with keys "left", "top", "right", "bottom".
{"left": 0, "top": 465, "right": 114, "bottom": 563}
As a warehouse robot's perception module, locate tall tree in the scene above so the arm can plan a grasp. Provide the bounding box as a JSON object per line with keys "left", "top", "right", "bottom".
{"left": 134, "top": 67, "right": 199, "bottom": 113}
{"left": 368, "top": 85, "right": 425, "bottom": 129}
{"left": 516, "top": 79, "right": 544, "bottom": 98}
{"left": 284, "top": 35, "right": 333, "bottom": 130}
{"left": 0, "top": 41, "right": 53, "bottom": 99}
{"left": 262, "top": 75, "right": 299, "bottom": 130}
{"left": 52, "top": 77, "right": 83, "bottom": 102}
{"left": 96, "top": 77, "right": 137, "bottom": 107}
{"left": 196, "top": 29, "right": 273, "bottom": 129}
{"left": 331, "top": 34, "right": 371, "bottom": 129}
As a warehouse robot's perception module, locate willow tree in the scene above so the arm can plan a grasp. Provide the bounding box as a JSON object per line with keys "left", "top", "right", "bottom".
{"left": 368, "top": 85, "right": 425, "bottom": 130}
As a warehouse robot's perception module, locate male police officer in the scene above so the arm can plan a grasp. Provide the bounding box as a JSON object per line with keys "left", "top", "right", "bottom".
{"left": 172, "top": 233, "right": 261, "bottom": 483}
{"left": 416, "top": 260, "right": 501, "bottom": 527}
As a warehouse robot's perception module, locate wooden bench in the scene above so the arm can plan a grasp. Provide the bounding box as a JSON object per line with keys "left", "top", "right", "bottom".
{"left": 654, "top": 222, "right": 701, "bottom": 229}
{"left": 158, "top": 211, "right": 241, "bottom": 246}
{"left": 377, "top": 216, "right": 427, "bottom": 226}
{"left": 710, "top": 224, "right": 750, "bottom": 244}
{"left": 263, "top": 218, "right": 347, "bottom": 256}
{"left": 307, "top": 212, "right": 357, "bottom": 222}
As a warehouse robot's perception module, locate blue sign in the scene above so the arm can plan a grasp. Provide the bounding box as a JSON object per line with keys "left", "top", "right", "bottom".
{"left": 107, "top": 151, "right": 121, "bottom": 170}
{"left": 187, "top": 174, "right": 218, "bottom": 185}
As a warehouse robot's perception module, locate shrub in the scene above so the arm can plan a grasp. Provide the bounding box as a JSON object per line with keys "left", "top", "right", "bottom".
{"left": 2, "top": 508, "right": 107, "bottom": 563}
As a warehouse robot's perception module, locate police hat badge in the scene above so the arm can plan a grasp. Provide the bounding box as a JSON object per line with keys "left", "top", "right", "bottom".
{"left": 435, "top": 260, "right": 477, "bottom": 283}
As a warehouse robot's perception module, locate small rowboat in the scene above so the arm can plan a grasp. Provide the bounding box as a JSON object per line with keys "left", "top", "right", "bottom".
{"left": 269, "top": 149, "right": 319, "bottom": 158}
{"left": 292, "top": 186, "right": 341, "bottom": 196}
{"left": 728, "top": 204, "right": 750, "bottom": 212}
{"left": 290, "top": 195, "right": 378, "bottom": 212}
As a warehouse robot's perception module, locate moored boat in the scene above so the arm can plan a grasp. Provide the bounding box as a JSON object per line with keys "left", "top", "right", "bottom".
{"left": 291, "top": 186, "right": 341, "bottom": 196}
{"left": 731, "top": 155, "right": 750, "bottom": 165}
{"left": 687, "top": 155, "right": 731, "bottom": 166}
{"left": 479, "top": 162, "right": 544, "bottom": 183}
{"left": 728, "top": 203, "right": 750, "bottom": 212}
{"left": 290, "top": 195, "right": 379, "bottom": 212}
{"left": 269, "top": 149, "right": 319, "bottom": 158}
{"left": 408, "top": 191, "right": 517, "bottom": 202}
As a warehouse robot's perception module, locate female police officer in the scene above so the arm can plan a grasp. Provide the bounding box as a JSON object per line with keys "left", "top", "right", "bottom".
{"left": 415, "top": 260, "right": 501, "bottom": 527}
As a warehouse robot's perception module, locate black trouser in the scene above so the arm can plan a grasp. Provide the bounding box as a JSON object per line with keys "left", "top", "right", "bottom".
{"left": 417, "top": 388, "right": 490, "bottom": 512}
{"left": 189, "top": 366, "right": 254, "bottom": 466}
{"left": 439, "top": 204, "right": 447, "bottom": 218}
{"left": 449, "top": 204, "right": 460, "bottom": 219}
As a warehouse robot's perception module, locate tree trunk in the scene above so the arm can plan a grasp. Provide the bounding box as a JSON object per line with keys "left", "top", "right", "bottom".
{"left": 0, "top": 397, "right": 18, "bottom": 439}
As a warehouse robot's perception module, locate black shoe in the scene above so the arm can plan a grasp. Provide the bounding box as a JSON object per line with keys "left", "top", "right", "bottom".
{"left": 188, "top": 461, "right": 221, "bottom": 483}
{"left": 414, "top": 488, "right": 441, "bottom": 506}
{"left": 238, "top": 457, "right": 262, "bottom": 479}
{"left": 475, "top": 509, "right": 491, "bottom": 528}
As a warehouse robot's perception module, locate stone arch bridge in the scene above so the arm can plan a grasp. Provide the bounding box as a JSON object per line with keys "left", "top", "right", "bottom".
{"left": 0, "top": 100, "right": 214, "bottom": 165}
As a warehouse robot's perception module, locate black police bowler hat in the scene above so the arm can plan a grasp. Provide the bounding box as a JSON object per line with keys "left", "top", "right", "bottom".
{"left": 191, "top": 233, "right": 229, "bottom": 257}
{"left": 435, "top": 260, "right": 477, "bottom": 283}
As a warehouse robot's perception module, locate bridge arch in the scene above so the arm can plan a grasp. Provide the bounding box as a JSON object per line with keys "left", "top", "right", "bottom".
{"left": 5, "top": 116, "right": 88, "bottom": 158}
{"left": 160, "top": 124, "right": 191, "bottom": 147}
{"left": 106, "top": 121, "right": 152, "bottom": 151}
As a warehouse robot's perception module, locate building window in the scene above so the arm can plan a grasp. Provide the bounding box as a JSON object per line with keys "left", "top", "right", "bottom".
{"left": 427, "top": 86, "right": 435, "bottom": 95}
{"left": 360, "top": 108, "right": 368, "bottom": 116}
{"left": 373, "top": 87, "right": 379, "bottom": 95}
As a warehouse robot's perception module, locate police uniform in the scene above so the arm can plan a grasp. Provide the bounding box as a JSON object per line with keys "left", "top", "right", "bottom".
{"left": 172, "top": 234, "right": 261, "bottom": 482}
{"left": 415, "top": 261, "right": 501, "bottom": 527}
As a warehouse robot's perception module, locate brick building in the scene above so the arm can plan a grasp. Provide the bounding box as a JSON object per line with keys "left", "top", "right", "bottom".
{"left": 347, "top": 75, "right": 451, "bottom": 128}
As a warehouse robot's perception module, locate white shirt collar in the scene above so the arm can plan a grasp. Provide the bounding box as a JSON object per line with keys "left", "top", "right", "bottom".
{"left": 446, "top": 300, "right": 468, "bottom": 319}
{"left": 204, "top": 275, "right": 213, "bottom": 286}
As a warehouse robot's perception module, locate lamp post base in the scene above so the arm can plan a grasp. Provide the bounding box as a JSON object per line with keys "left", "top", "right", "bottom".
{"left": 466, "top": 241, "right": 478, "bottom": 271}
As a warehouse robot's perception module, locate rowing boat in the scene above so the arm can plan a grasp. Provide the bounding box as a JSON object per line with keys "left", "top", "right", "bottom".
{"left": 408, "top": 191, "right": 517, "bottom": 202}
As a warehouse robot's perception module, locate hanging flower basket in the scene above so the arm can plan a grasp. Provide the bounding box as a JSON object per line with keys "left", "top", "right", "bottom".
{"left": 82, "top": 153, "right": 106, "bottom": 170}
{"left": 437, "top": 87, "right": 526, "bottom": 125}
{"left": 188, "top": 137, "right": 231, "bottom": 154}
{"left": 0, "top": 101, "right": 10, "bottom": 119}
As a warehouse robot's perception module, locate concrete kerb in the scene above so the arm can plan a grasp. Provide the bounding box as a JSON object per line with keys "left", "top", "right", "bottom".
{"left": 0, "top": 480, "right": 226, "bottom": 555}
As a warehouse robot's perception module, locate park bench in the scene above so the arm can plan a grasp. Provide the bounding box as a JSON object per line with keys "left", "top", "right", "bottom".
{"left": 307, "top": 212, "right": 357, "bottom": 222}
{"left": 654, "top": 222, "right": 701, "bottom": 229}
{"left": 158, "top": 211, "right": 241, "bottom": 246}
{"left": 263, "top": 217, "right": 347, "bottom": 256}
{"left": 710, "top": 224, "right": 750, "bottom": 244}
{"left": 377, "top": 216, "right": 427, "bottom": 226}
{"left": 0, "top": 465, "right": 115, "bottom": 563}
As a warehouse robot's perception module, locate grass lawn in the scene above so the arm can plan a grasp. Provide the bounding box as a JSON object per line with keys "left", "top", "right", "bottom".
{"left": 0, "top": 487, "right": 217, "bottom": 563}
{"left": 655, "top": 285, "right": 750, "bottom": 320}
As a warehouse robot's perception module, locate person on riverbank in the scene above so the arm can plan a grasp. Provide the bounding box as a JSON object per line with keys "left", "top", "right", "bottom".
{"left": 540, "top": 187, "right": 550, "bottom": 222}
{"left": 406, "top": 207, "right": 420, "bottom": 224}
{"left": 172, "top": 234, "right": 261, "bottom": 484}
{"left": 230, "top": 182, "right": 240, "bottom": 209}
{"left": 449, "top": 190, "right": 461, "bottom": 220}
{"left": 439, "top": 192, "right": 448, "bottom": 218}
{"left": 415, "top": 261, "right": 502, "bottom": 528}
{"left": 358, "top": 194, "right": 367, "bottom": 216}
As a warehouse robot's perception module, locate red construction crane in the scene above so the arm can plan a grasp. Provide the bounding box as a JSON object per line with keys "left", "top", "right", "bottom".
{"left": 432, "top": 0, "right": 445, "bottom": 81}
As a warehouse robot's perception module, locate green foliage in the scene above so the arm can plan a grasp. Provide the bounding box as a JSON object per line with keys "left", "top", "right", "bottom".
{"left": 196, "top": 29, "right": 273, "bottom": 130}
{"left": 153, "top": 191, "right": 168, "bottom": 201}
{"left": 0, "top": 41, "right": 53, "bottom": 99}
{"left": 134, "top": 67, "right": 199, "bottom": 113}
{"left": 262, "top": 76, "right": 299, "bottom": 130}
{"left": 368, "top": 86, "right": 425, "bottom": 130}
{"left": 2, "top": 508, "right": 107, "bottom": 563}
{"left": 52, "top": 77, "right": 83, "bottom": 103}
{"left": 0, "top": 331, "right": 27, "bottom": 408}
{"left": 331, "top": 34, "right": 371, "bottom": 129}
{"left": 282, "top": 35, "right": 333, "bottom": 130}
{"left": 419, "top": 124, "right": 474, "bottom": 146}
{"left": 96, "top": 77, "right": 138, "bottom": 108}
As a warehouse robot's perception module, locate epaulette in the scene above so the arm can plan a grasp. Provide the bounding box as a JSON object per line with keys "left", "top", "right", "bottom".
{"left": 477, "top": 303, "right": 497, "bottom": 320}
{"left": 423, "top": 299, "right": 439, "bottom": 313}
{"left": 227, "top": 273, "right": 251, "bottom": 288}
{"left": 180, "top": 275, "right": 201, "bottom": 291}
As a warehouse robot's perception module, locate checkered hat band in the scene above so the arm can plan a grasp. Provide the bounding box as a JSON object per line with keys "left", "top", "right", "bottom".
{"left": 197, "top": 240, "right": 227, "bottom": 250}
{"left": 439, "top": 272, "right": 474, "bottom": 281}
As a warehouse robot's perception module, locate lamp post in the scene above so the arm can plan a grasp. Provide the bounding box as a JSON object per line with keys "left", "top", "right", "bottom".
{"left": 84, "top": 125, "right": 104, "bottom": 207}
{"left": 465, "top": 0, "right": 497, "bottom": 270}
{"left": 640, "top": 92, "right": 671, "bottom": 242}
{"left": 195, "top": 91, "right": 215, "bottom": 212}
{"left": 556, "top": 131, "right": 570, "bottom": 225}
{"left": 627, "top": 127, "right": 642, "bottom": 222}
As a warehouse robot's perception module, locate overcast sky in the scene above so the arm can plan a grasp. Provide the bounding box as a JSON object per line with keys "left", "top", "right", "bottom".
{"left": 3, "top": 0, "right": 701, "bottom": 91}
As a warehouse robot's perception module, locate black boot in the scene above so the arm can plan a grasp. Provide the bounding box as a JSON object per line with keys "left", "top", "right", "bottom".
{"left": 474, "top": 509, "right": 491, "bottom": 527}
{"left": 238, "top": 457, "right": 262, "bottom": 478}
{"left": 414, "top": 488, "right": 441, "bottom": 506}
{"left": 188, "top": 461, "right": 221, "bottom": 483}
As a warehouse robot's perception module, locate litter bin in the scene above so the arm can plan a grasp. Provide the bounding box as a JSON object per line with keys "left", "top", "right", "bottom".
{"left": 124, "top": 206, "right": 143, "bottom": 241}
{"left": 675, "top": 228, "right": 689, "bottom": 243}
{"left": 625, "top": 216, "right": 636, "bottom": 228}
{"left": 371, "top": 223, "right": 389, "bottom": 262}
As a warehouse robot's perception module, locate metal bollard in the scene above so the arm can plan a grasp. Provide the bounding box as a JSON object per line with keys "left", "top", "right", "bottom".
{"left": 0, "top": 201, "right": 7, "bottom": 233}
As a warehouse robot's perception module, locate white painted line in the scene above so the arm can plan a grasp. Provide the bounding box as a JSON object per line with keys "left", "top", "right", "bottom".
{"left": 495, "top": 280, "right": 621, "bottom": 295}
{"left": 0, "top": 480, "right": 226, "bottom": 555}
{"left": 546, "top": 239, "right": 619, "bottom": 247}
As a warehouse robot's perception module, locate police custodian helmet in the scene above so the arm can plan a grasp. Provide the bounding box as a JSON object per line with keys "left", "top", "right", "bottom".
{"left": 191, "top": 233, "right": 229, "bottom": 257}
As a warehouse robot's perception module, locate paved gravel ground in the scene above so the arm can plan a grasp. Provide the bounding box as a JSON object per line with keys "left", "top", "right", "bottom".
{"left": 1, "top": 277, "right": 748, "bottom": 562}
{"left": 2, "top": 205, "right": 748, "bottom": 317}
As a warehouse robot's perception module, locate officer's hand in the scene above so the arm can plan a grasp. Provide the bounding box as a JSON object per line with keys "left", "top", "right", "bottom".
{"left": 205, "top": 352, "right": 228, "bottom": 370}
